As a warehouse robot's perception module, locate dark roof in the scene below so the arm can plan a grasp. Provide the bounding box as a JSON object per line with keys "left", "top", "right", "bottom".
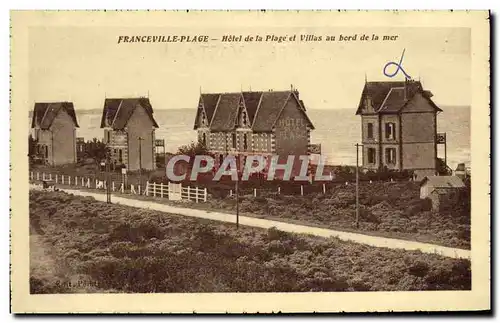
{"left": 195, "top": 90, "right": 315, "bottom": 132}
{"left": 242, "top": 91, "right": 262, "bottom": 124}
{"left": 209, "top": 93, "right": 241, "bottom": 131}
{"left": 356, "top": 80, "right": 442, "bottom": 115}
{"left": 31, "top": 102, "right": 79, "bottom": 129}
{"left": 194, "top": 94, "right": 220, "bottom": 129}
{"left": 420, "top": 175, "right": 465, "bottom": 188}
{"left": 252, "top": 91, "right": 291, "bottom": 132}
{"left": 100, "top": 98, "right": 159, "bottom": 130}
{"left": 378, "top": 87, "right": 406, "bottom": 113}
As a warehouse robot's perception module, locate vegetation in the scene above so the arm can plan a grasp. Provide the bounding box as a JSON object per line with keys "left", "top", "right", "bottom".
{"left": 194, "top": 181, "right": 471, "bottom": 249}
{"left": 83, "top": 138, "right": 110, "bottom": 167}
{"left": 176, "top": 141, "right": 211, "bottom": 162}
{"left": 30, "top": 190, "right": 471, "bottom": 293}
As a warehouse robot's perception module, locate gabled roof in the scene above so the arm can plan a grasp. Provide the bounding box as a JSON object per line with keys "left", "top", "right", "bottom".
{"left": 420, "top": 175, "right": 465, "bottom": 188}
{"left": 100, "top": 97, "right": 159, "bottom": 130}
{"left": 252, "top": 91, "right": 291, "bottom": 132}
{"left": 194, "top": 93, "right": 220, "bottom": 129}
{"left": 31, "top": 102, "right": 79, "bottom": 129}
{"left": 209, "top": 93, "right": 241, "bottom": 131}
{"left": 195, "top": 89, "right": 315, "bottom": 132}
{"left": 356, "top": 80, "right": 442, "bottom": 115}
{"left": 241, "top": 91, "right": 262, "bottom": 124}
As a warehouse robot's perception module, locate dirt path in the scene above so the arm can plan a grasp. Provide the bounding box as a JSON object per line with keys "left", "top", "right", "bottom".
{"left": 35, "top": 185, "right": 470, "bottom": 260}
{"left": 30, "top": 216, "right": 106, "bottom": 293}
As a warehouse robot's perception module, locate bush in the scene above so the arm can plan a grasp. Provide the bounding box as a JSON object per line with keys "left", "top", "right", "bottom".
{"left": 29, "top": 190, "right": 472, "bottom": 293}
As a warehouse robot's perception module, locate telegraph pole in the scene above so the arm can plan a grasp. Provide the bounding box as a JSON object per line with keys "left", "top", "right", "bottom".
{"left": 355, "top": 143, "right": 363, "bottom": 228}
{"left": 106, "top": 152, "right": 111, "bottom": 204}
{"left": 138, "top": 136, "right": 144, "bottom": 192}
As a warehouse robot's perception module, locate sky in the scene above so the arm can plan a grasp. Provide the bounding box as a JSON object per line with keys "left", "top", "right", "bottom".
{"left": 28, "top": 26, "right": 471, "bottom": 111}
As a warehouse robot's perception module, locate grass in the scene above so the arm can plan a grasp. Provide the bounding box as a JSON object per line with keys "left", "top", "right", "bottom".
{"left": 29, "top": 164, "right": 471, "bottom": 249}
{"left": 30, "top": 190, "right": 471, "bottom": 293}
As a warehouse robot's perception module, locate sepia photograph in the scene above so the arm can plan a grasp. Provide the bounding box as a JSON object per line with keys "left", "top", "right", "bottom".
{"left": 10, "top": 10, "right": 490, "bottom": 313}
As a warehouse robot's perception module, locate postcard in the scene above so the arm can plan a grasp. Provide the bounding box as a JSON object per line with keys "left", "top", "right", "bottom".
{"left": 10, "top": 10, "right": 490, "bottom": 313}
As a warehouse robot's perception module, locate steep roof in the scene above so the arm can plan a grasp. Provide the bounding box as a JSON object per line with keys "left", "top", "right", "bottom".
{"left": 209, "top": 93, "right": 241, "bottom": 131}
{"left": 196, "top": 89, "right": 315, "bottom": 132}
{"left": 420, "top": 175, "right": 465, "bottom": 188}
{"left": 193, "top": 93, "right": 220, "bottom": 129}
{"left": 31, "top": 102, "right": 79, "bottom": 129}
{"left": 252, "top": 91, "right": 291, "bottom": 132}
{"left": 100, "top": 97, "right": 159, "bottom": 130}
{"left": 356, "top": 80, "right": 442, "bottom": 115}
{"left": 241, "top": 91, "right": 262, "bottom": 124}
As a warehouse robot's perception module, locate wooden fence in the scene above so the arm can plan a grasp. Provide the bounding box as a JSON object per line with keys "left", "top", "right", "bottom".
{"left": 29, "top": 171, "right": 207, "bottom": 203}
{"left": 144, "top": 182, "right": 207, "bottom": 203}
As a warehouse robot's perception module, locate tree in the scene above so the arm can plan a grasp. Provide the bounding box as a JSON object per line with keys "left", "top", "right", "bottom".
{"left": 28, "top": 134, "right": 37, "bottom": 158}
{"left": 84, "top": 138, "right": 110, "bottom": 167}
{"left": 177, "top": 141, "right": 210, "bottom": 164}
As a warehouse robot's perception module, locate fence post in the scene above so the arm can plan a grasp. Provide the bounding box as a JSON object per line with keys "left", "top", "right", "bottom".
{"left": 278, "top": 186, "right": 280, "bottom": 195}
{"left": 74, "top": 176, "right": 77, "bottom": 186}
{"left": 195, "top": 187, "right": 199, "bottom": 203}
{"left": 87, "top": 178, "right": 90, "bottom": 188}
{"left": 82, "top": 177, "right": 84, "bottom": 186}
{"left": 30, "top": 172, "right": 33, "bottom": 180}
{"left": 49, "top": 173, "right": 52, "bottom": 181}
{"left": 55, "top": 174, "right": 58, "bottom": 184}
{"left": 230, "top": 189, "right": 233, "bottom": 197}
{"left": 153, "top": 182, "right": 156, "bottom": 197}
{"left": 42, "top": 173, "right": 45, "bottom": 181}
{"left": 61, "top": 175, "right": 64, "bottom": 184}
{"left": 112, "top": 182, "right": 115, "bottom": 192}
{"left": 323, "top": 183, "right": 326, "bottom": 194}
{"left": 301, "top": 185, "right": 304, "bottom": 196}
{"left": 188, "top": 186, "right": 191, "bottom": 201}
{"left": 36, "top": 172, "right": 40, "bottom": 181}
{"left": 138, "top": 185, "right": 141, "bottom": 195}
{"left": 204, "top": 188, "right": 207, "bottom": 202}
{"left": 160, "top": 183, "right": 164, "bottom": 198}
{"left": 121, "top": 183, "right": 124, "bottom": 193}
{"left": 253, "top": 188, "right": 257, "bottom": 197}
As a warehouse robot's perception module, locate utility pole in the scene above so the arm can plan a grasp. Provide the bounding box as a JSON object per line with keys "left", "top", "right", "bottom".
{"left": 138, "top": 136, "right": 144, "bottom": 192}
{"left": 106, "top": 151, "right": 111, "bottom": 204}
{"left": 355, "top": 143, "right": 363, "bottom": 228}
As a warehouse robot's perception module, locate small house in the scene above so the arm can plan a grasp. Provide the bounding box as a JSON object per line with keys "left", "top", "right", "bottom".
{"left": 420, "top": 175, "right": 466, "bottom": 211}
{"left": 100, "top": 97, "right": 159, "bottom": 171}
{"left": 31, "top": 102, "right": 79, "bottom": 165}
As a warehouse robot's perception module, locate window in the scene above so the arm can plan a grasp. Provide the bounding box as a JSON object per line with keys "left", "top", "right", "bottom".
{"left": 118, "top": 149, "right": 123, "bottom": 163}
{"left": 243, "top": 133, "right": 248, "bottom": 150}
{"left": 385, "top": 122, "right": 396, "bottom": 140}
{"left": 386, "top": 148, "right": 396, "bottom": 164}
{"left": 232, "top": 133, "right": 237, "bottom": 149}
{"left": 367, "top": 123, "right": 374, "bottom": 139}
{"left": 107, "top": 131, "right": 111, "bottom": 143}
{"left": 242, "top": 111, "right": 247, "bottom": 127}
{"left": 367, "top": 148, "right": 376, "bottom": 164}
{"left": 202, "top": 133, "right": 207, "bottom": 146}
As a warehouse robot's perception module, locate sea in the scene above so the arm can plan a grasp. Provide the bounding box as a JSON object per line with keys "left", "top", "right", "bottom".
{"left": 29, "top": 107, "right": 471, "bottom": 170}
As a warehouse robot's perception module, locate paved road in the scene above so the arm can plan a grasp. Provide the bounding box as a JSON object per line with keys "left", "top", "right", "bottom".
{"left": 30, "top": 184, "right": 471, "bottom": 260}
